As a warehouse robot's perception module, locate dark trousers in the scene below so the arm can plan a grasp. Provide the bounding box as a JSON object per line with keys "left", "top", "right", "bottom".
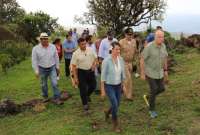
{"left": 78, "top": 69, "right": 96, "bottom": 105}
{"left": 65, "top": 58, "right": 71, "bottom": 77}
{"left": 147, "top": 76, "right": 165, "bottom": 111}
{"left": 105, "top": 83, "right": 121, "bottom": 120}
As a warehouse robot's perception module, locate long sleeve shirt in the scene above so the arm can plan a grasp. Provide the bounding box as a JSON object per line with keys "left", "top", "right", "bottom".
{"left": 98, "top": 37, "right": 118, "bottom": 59}
{"left": 101, "top": 55, "right": 126, "bottom": 85}
{"left": 32, "top": 43, "right": 59, "bottom": 73}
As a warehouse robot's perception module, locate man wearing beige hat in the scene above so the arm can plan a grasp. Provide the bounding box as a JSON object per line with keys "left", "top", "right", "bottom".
{"left": 119, "top": 28, "right": 137, "bottom": 101}
{"left": 32, "top": 32, "right": 63, "bottom": 105}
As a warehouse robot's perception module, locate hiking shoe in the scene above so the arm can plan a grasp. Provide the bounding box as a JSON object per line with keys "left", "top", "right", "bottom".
{"left": 143, "top": 94, "right": 149, "bottom": 107}
{"left": 149, "top": 111, "right": 158, "bottom": 118}
{"left": 42, "top": 97, "right": 50, "bottom": 103}
{"left": 83, "top": 105, "right": 89, "bottom": 111}
{"left": 52, "top": 98, "right": 64, "bottom": 105}
{"left": 83, "top": 105, "right": 90, "bottom": 115}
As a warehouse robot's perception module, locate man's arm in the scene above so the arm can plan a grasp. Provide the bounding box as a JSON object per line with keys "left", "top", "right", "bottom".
{"left": 31, "top": 47, "right": 39, "bottom": 78}
{"left": 140, "top": 56, "right": 146, "bottom": 80}
{"left": 70, "top": 52, "right": 78, "bottom": 85}
{"left": 91, "top": 58, "right": 98, "bottom": 71}
{"left": 91, "top": 50, "right": 98, "bottom": 71}
{"left": 54, "top": 47, "right": 60, "bottom": 75}
{"left": 163, "top": 56, "right": 169, "bottom": 83}
{"left": 71, "top": 64, "right": 78, "bottom": 85}
{"left": 98, "top": 40, "right": 104, "bottom": 59}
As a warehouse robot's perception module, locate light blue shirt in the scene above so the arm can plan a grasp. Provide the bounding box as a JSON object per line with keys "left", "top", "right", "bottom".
{"left": 98, "top": 37, "right": 118, "bottom": 59}
{"left": 63, "top": 39, "right": 76, "bottom": 59}
{"left": 72, "top": 32, "right": 78, "bottom": 44}
{"left": 32, "top": 43, "right": 59, "bottom": 73}
{"left": 101, "top": 55, "right": 125, "bottom": 85}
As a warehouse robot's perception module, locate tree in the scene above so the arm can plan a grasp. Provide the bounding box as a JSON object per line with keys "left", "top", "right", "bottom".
{"left": 17, "top": 11, "right": 58, "bottom": 44}
{"left": 76, "top": 0, "right": 166, "bottom": 36}
{"left": 0, "top": 0, "right": 25, "bottom": 24}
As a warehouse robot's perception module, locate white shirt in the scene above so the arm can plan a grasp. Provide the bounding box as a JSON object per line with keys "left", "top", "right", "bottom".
{"left": 113, "top": 57, "right": 122, "bottom": 84}
{"left": 98, "top": 37, "right": 118, "bottom": 59}
{"left": 32, "top": 44, "right": 59, "bottom": 73}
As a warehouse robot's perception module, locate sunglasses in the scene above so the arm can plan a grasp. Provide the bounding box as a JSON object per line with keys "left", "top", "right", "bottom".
{"left": 127, "top": 33, "right": 133, "bottom": 36}
{"left": 40, "top": 38, "right": 48, "bottom": 40}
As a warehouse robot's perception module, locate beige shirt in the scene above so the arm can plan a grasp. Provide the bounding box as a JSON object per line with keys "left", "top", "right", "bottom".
{"left": 71, "top": 47, "right": 97, "bottom": 70}
{"left": 119, "top": 38, "right": 136, "bottom": 63}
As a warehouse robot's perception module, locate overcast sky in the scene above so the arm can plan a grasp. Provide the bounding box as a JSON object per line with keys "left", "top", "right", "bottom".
{"left": 16, "top": 0, "right": 200, "bottom": 33}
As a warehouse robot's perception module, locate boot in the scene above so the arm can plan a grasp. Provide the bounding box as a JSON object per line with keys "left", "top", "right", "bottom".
{"left": 112, "top": 118, "right": 122, "bottom": 133}
{"left": 104, "top": 108, "right": 111, "bottom": 122}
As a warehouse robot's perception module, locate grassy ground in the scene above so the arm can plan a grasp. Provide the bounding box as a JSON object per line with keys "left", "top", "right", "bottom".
{"left": 0, "top": 48, "right": 200, "bottom": 135}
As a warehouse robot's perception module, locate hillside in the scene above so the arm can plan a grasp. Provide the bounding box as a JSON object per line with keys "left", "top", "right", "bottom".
{"left": 0, "top": 48, "right": 200, "bottom": 135}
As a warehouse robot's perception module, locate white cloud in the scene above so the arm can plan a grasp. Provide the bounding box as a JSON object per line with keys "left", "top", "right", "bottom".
{"left": 16, "top": 0, "right": 88, "bottom": 27}
{"left": 167, "top": 0, "right": 200, "bottom": 15}
{"left": 16, "top": 0, "right": 200, "bottom": 33}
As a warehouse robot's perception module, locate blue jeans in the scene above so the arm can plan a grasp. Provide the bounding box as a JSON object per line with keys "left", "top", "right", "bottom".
{"left": 105, "top": 83, "right": 122, "bottom": 120}
{"left": 39, "top": 65, "right": 61, "bottom": 99}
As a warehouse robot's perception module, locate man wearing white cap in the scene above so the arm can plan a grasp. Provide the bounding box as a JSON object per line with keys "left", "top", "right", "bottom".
{"left": 32, "top": 33, "right": 63, "bottom": 105}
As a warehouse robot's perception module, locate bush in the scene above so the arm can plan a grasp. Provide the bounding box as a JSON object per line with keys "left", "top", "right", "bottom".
{"left": 0, "top": 53, "right": 12, "bottom": 73}
{"left": 0, "top": 40, "right": 32, "bottom": 73}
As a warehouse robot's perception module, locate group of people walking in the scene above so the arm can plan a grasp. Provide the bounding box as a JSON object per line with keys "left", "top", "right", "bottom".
{"left": 31, "top": 26, "right": 168, "bottom": 133}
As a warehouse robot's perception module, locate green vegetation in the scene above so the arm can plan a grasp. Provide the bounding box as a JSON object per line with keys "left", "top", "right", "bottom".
{"left": 0, "top": 40, "right": 32, "bottom": 73}
{"left": 0, "top": 48, "right": 200, "bottom": 135}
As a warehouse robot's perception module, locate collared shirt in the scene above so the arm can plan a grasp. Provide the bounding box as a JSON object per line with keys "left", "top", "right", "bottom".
{"left": 71, "top": 47, "right": 97, "bottom": 70}
{"left": 32, "top": 43, "right": 59, "bottom": 73}
{"left": 142, "top": 42, "right": 168, "bottom": 79}
{"left": 98, "top": 37, "right": 118, "bottom": 59}
{"left": 119, "top": 38, "right": 137, "bottom": 63}
{"left": 63, "top": 39, "right": 76, "bottom": 59}
{"left": 101, "top": 55, "right": 126, "bottom": 85}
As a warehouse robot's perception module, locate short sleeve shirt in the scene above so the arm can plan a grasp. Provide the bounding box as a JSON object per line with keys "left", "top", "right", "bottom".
{"left": 142, "top": 42, "right": 168, "bottom": 79}
{"left": 71, "top": 47, "right": 97, "bottom": 70}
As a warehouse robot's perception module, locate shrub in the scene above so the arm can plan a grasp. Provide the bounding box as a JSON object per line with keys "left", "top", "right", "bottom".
{"left": 0, "top": 40, "right": 32, "bottom": 73}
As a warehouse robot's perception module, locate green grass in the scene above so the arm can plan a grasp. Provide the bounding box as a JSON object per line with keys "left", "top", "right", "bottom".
{"left": 0, "top": 48, "right": 200, "bottom": 135}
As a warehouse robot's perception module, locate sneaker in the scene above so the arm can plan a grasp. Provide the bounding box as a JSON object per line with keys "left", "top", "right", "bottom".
{"left": 143, "top": 95, "right": 149, "bottom": 107}
{"left": 57, "top": 76, "right": 60, "bottom": 80}
{"left": 149, "top": 111, "right": 158, "bottom": 118}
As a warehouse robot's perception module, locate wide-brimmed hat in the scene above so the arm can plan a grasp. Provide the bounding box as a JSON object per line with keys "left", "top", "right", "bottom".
{"left": 39, "top": 32, "right": 49, "bottom": 39}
